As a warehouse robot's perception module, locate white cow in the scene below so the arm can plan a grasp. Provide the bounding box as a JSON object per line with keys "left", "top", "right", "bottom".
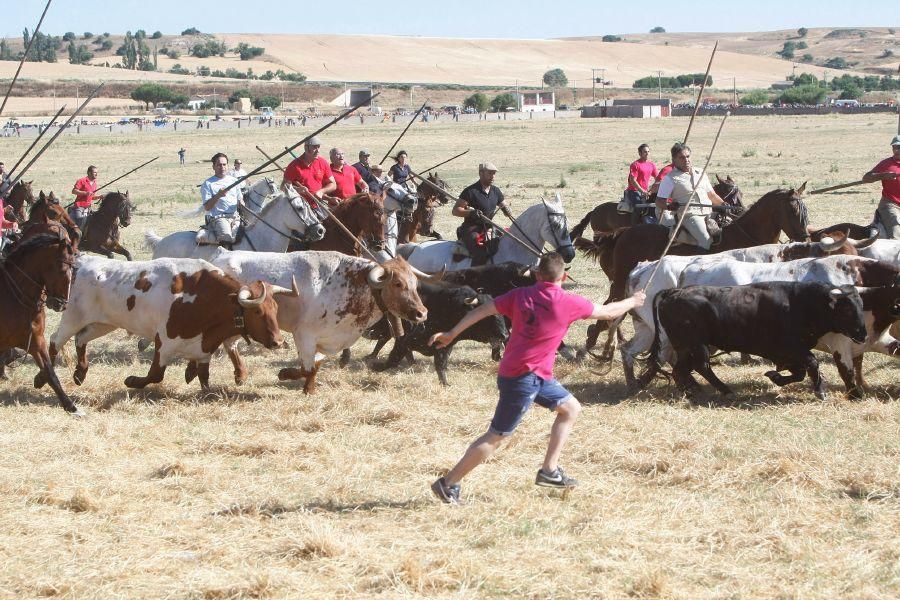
{"left": 145, "top": 179, "right": 325, "bottom": 261}
{"left": 625, "top": 255, "right": 900, "bottom": 396}
{"left": 39, "top": 256, "right": 296, "bottom": 391}
{"left": 204, "top": 249, "right": 431, "bottom": 393}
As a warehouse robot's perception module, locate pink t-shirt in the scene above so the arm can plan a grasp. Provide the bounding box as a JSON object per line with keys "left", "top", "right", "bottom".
{"left": 872, "top": 157, "right": 900, "bottom": 204}
{"left": 493, "top": 281, "right": 594, "bottom": 379}
{"left": 627, "top": 160, "right": 658, "bottom": 192}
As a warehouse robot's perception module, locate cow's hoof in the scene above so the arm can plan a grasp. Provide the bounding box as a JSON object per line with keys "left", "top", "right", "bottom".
{"left": 234, "top": 371, "right": 248, "bottom": 386}
{"left": 278, "top": 368, "right": 303, "bottom": 381}
{"left": 370, "top": 361, "right": 390, "bottom": 372}
{"left": 73, "top": 368, "right": 87, "bottom": 386}
{"left": 33, "top": 373, "right": 45, "bottom": 388}
{"left": 847, "top": 386, "right": 864, "bottom": 400}
{"left": 339, "top": 349, "right": 351, "bottom": 368}
{"left": 123, "top": 376, "right": 144, "bottom": 389}
{"left": 68, "top": 406, "right": 87, "bottom": 418}
{"left": 815, "top": 391, "right": 828, "bottom": 401}
{"left": 137, "top": 338, "right": 151, "bottom": 352}
{"left": 185, "top": 363, "right": 198, "bottom": 383}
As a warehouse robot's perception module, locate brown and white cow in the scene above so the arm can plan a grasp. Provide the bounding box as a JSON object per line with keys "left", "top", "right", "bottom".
{"left": 39, "top": 256, "right": 296, "bottom": 390}
{"left": 206, "top": 249, "right": 430, "bottom": 393}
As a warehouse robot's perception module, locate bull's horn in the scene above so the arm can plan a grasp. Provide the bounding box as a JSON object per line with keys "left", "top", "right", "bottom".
{"left": 464, "top": 296, "right": 480, "bottom": 306}
{"left": 237, "top": 284, "right": 267, "bottom": 307}
{"left": 818, "top": 236, "right": 843, "bottom": 252}
{"left": 848, "top": 235, "right": 878, "bottom": 250}
{"left": 368, "top": 265, "right": 389, "bottom": 289}
{"left": 271, "top": 275, "right": 300, "bottom": 297}
{"left": 410, "top": 265, "right": 446, "bottom": 282}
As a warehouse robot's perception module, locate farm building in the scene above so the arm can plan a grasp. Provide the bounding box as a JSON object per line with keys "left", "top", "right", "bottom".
{"left": 516, "top": 91, "right": 555, "bottom": 112}
{"left": 581, "top": 98, "right": 671, "bottom": 118}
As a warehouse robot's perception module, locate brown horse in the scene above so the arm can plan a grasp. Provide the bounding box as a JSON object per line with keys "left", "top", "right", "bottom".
{"left": 398, "top": 172, "right": 448, "bottom": 244}
{"left": 577, "top": 184, "right": 812, "bottom": 352}
{"left": 569, "top": 175, "right": 744, "bottom": 241}
{"left": 22, "top": 191, "right": 81, "bottom": 248}
{"left": 79, "top": 191, "right": 134, "bottom": 260}
{"left": 288, "top": 191, "right": 386, "bottom": 256}
{"left": 0, "top": 232, "right": 82, "bottom": 414}
{"left": 3, "top": 180, "right": 35, "bottom": 223}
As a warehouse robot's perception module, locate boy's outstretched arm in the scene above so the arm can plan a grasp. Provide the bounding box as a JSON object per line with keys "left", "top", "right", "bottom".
{"left": 429, "top": 299, "right": 499, "bottom": 349}
{"left": 588, "top": 291, "right": 646, "bottom": 321}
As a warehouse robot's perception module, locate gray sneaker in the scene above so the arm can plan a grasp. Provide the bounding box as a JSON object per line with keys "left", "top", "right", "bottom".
{"left": 535, "top": 467, "right": 578, "bottom": 489}
{"left": 431, "top": 477, "right": 460, "bottom": 504}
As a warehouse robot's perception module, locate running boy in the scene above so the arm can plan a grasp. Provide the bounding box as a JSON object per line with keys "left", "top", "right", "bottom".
{"left": 429, "top": 252, "right": 645, "bottom": 503}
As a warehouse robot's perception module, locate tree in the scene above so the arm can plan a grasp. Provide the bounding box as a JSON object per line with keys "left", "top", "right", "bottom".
{"left": 130, "top": 83, "right": 177, "bottom": 109}
{"left": 650, "top": 26, "right": 666, "bottom": 33}
{"left": 797, "top": 27, "right": 808, "bottom": 38}
{"left": 796, "top": 41, "right": 808, "bottom": 50}
{"left": 463, "top": 92, "right": 490, "bottom": 112}
{"left": 602, "top": 35, "right": 621, "bottom": 42}
{"left": 0, "top": 40, "right": 13, "bottom": 61}
{"left": 490, "top": 93, "right": 517, "bottom": 112}
{"left": 67, "top": 41, "right": 93, "bottom": 64}
{"left": 151, "top": 31, "right": 163, "bottom": 39}
{"left": 542, "top": 68, "right": 568, "bottom": 87}
{"left": 801, "top": 53, "right": 814, "bottom": 63}
{"left": 779, "top": 84, "right": 826, "bottom": 105}
{"left": 839, "top": 84, "right": 863, "bottom": 99}
{"left": 236, "top": 42, "right": 265, "bottom": 60}
{"left": 181, "top": 27, "right": 200, "bottom": 35}
{"left": 82, "top": 32, "right": 93, "bottom": 39}
{"left": 824, "top": 56, "right": 849, "bottom": 69}
{"left": 253, "top": 95, "right": 281, "bottom": 109}
{"left": 793, "top": 72, "right": 818, "bottom": 86}
{"left": 228, "top": 88, "right": 253, "bottom": 104}
{"left": 778, "top": 41, "right": 796, "bottom": 59}
{"left": 63, "top": 32, "right": 75, "bottom": 42}
{"left": 739, "top": 89, "right": 770, "bottom": 105}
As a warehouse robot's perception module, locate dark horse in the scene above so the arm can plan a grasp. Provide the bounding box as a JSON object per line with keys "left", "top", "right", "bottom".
{"left": 569, "top": 174, "right": 744, "bottom": 241}
{"left": 3, "top": 180, "right": 35, "bottom": 223}
{"left": 288, "top": 191, "right": 387, "bottom": 256}
{"left": 0, "top": 232, "right": 82, "bottom": 414}
{"left": 576, "top": 184, "right": 812, "bottom": 353}
{"left": 79, "top": 191, "right": 134, "bottom": 260}
{"left": 23, "top": 191, "right": 82, "bottom": 249}
{"left": 398, "top": 172, "right": 448, "bottom": 244}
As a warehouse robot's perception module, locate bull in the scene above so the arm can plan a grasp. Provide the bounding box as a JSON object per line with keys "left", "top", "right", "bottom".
{"left": 38, "top": 256, "right": 295, "bottom": 390}
{"left": 648, "top": 282, "right": 867, "bottom": 400}
{"left": 367, "top": 282, "right": 508, "bottom": 385}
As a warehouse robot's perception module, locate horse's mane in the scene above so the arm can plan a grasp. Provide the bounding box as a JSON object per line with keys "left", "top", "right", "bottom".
{"left": 28, "top": 195, "right": 48, "bottom": 220}
{"left": 2, "top": 233, "right": 66, "bottom": 263}
{"left": 731, "top": 187, "right": 807, "bottom": 229}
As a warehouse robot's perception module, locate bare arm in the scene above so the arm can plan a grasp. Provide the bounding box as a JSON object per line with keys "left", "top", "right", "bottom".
{"left": 628, "top": 174, "right": 647, "bottom": 195}
{"left": 707, "top": 189, "right": 725, "bottom": 206}
{"left": 318, "top": 177, "right": 337, "bottom": 198}
{"left": 863, "top": 170, "right": 899, "bottom": 183}
{"left": 452, "top": 197, "right": 472, "bottom": 218}
{"left": 588, "top": 291, "right": 645, "bottom": 320}
{"left": 429, "top": 300, "right": 499, "bottom": 349}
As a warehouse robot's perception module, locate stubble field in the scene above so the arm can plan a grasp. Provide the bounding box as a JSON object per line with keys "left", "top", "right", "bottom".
{"left": 0, "top": 113, "right": 898, "bottom": 598}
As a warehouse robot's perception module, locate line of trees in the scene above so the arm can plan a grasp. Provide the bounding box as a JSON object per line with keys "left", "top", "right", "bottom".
{"left": 130, "top": 83, "right": 188, "bottom": 109}
{"left": 0, "top": 28, "right": 62, "bottom": 62}
{"left": 463, "top": 92, "right": 517, "bottom": 112}
{"left": 633, "top": 73, "right": 712, "bottom": 88}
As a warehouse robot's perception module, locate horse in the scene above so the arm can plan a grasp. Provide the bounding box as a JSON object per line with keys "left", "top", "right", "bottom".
{"left": 569, "top": 174, "right": 744, "bottom": 241}
{"left": 287, "top": 190, "right": 388, "bottom": 257}
{"left": 22, "top": 191, "right": 81, "bottom": 248}
{"left": 147, "top": 178, "right": 325, "bottom": 261}
{"left": 3, "top": 180, "right": 35, "bottom": 223}
{"left": 0, "top": 232, "right": 82, "bottom": 415}
{"left": 78, "top": 191, "right": 135, "bottom": 260}
{"left": 576, "top": 184, "right": 812, "bottom": 354}
{"left": 398, "top": 194, "right": 576, "bottom": 272}
{"left": 398, "top": 172, "right": 448, "bottom": 244}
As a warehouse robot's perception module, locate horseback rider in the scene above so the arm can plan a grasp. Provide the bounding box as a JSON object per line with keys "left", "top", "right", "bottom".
{"left": 453, "top": 162, "right": 511, "bottom": 265}
{"left": 281, "top": 136, "right": 336, "bottom": 216}
{"left": 655, "top": 142, "right": 726, "bottom": 250}
{"left": 0, "top": 191, "right": 19, "bottom": 254}
{"left": 0, "top": 161, "right": 11, "bottom": 197}
{"left": 200, "top": 152, "right": 243, "bottom": 246}
{"left": 389, "top": 150, "right": 416, "bottom": 193}
{"left": 69, "top": 165, "right": 98, "bottom": 230}
{"left": 621, "top": 144, "right": 658, "bottom": 225}
{"left": 863, "top": 134, "right": 900, "bottom": 239}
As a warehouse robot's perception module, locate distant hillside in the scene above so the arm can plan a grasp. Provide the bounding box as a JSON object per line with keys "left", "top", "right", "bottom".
{"left": 0, "top": 29, "right": 880, "bottom": 90}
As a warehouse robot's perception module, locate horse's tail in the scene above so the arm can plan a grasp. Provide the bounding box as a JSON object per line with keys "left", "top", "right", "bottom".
{"left": 179, "top": 205, "right": 204, "bottom": 219}
{"left": 574, "top": 228, "right": 624, "bottom": 264}
{"left": 568, "top": 207, "right": 596, "bottom": 240}
{"left": 144, "top": 229, "right": 163, "bottom": 251}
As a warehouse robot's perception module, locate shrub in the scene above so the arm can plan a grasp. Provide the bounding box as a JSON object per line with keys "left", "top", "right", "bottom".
{"left": 464, "top": 92, "right": 490, "bottom": 112}
{"left": 797, "top": 27, "right": 808, "bottom": 38}
{"left": 778, "top": 41, "right": 796, "bottom": 59}
{"left": 602, "top": 35, "right": 622, "bottom": 42}
{"left": 253, "top": 96, "right": 281, "bottom": 109}
{"left": 824, "top": 57, "right": 849, "bottom": 69}
{"left": 63, "top": 32, "right": 75, "bottom": 42}
{"left": 151, "top": 31, "right": 163, "bottom": 39}
{"left": 739, "top": 89, "right": 770, "bottom": 105}
{"left": 779, "top": 84, "right": 826, "bottom": 104}
{"left": 650, "top": 26, "right": 665, "bottom": 33}
{"left": 82, "top": 32, "right": 93, "bottom": 39}
{"left": 542, "top": 68, "right": 568, "bottom": 87}
{"left": 168, "top": 63, "right": 190, "bottom": 75}
{"left": 839, "top": 84, "right": 863, "bottom": 99}
{"left": 236, "top": 43, "right": 265, "bottom": 60}
{"left": 490, "top": 92, "right": 516, "bottom": 112}
{"left": 181, "top": 27, "right": 200, "bottom": 36}
{"left": 801, "top": 53, "right": 814, "bottom": 63}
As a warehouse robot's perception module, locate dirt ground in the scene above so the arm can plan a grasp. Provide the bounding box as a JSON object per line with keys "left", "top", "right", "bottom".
{"left": 0, "top": 113, "right": 897, "bottom": 598}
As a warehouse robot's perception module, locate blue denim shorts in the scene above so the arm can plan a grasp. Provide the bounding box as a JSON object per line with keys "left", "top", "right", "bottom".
{"left": 489, "top": 373, "right": 574, "bottom": 436}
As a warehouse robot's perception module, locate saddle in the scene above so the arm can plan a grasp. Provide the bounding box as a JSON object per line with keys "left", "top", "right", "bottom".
{"left": 196, "top": 220, "right": 244, "bottom": 247}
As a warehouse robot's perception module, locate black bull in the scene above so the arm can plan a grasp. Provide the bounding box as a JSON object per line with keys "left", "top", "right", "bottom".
{"left": 647, "top": 282, "right": 867, "bottom": 400}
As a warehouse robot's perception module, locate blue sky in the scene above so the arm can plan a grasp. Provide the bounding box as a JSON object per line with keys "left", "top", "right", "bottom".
{"left": 4, "top": 0, "right": 893, "bottom": 39}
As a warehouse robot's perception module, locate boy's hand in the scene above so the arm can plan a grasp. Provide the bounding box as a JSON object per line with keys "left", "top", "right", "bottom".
{"left": 429, "top": 332, "right": 453, "bottom": 349}
{"left": 632, "top": 290, "right": 646, "bottom": 307}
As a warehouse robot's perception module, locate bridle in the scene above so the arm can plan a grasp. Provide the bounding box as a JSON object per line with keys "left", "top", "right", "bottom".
{"left": 508, "top": 199, "right": 572, "bottom": 258}
{"left": 240, "top": 184, "right": 325, "bottom": 246}
{"left": 0, "top": 241, "right": 74, "bottom": 312}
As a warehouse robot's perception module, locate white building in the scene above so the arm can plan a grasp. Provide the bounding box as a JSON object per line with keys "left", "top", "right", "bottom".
{"left": 517, "top": 91, "right": 555, "bottom": 112}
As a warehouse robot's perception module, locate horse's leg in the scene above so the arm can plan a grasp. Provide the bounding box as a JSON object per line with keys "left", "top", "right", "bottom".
{"left": 29, "top": 337, "right": 82, "bottom": 415}
{"left": 112, "top": 243, "right": 132, "bottom": 261}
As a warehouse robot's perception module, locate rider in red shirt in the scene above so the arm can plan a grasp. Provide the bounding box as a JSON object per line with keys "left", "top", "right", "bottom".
{"left": 328, "top": 147, "right": 368, "bottom": 203}
{"left": 69, "top": 165, "right": 98, "bottom": 229}
{"left": 281, "top": 136, "right": 336, "bottom": 207}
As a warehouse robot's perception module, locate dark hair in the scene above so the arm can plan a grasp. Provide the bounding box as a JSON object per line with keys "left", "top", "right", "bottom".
{"left": 87, "top": 165, "right": 97, "bottom": 174}
{"left": 211, "top": 152, "right": 228, "bottom": 165}
{"left": 670, "top": 142, "right": 691, "bottom": 161}
{"left": 638, "top": 144, "right": 650, "bottom": 154}
{"left": 536, "top": 252, "right": 565, "bottom": 281}
{"left": 396, "top": 150, "right": 408, "bottom": 159}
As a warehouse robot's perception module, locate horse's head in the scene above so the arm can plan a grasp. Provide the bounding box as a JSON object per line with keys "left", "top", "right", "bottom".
{"left": 743, "top": 183, "right": 810, "bottom": 243}
{"left": 247, "top": 177, "right": 277, "bottom": 208}
{"left": 714, "top": 174, "right": 743, "bottom": 208}
{"left": 7, "top": 181, "right": 35, "bottom": 221}
{"left": 535, "top": 193, "right": 575, "bottom": 263}
{"left": 105, "top": 191, "right": 133, "bottom": 227}
{"left": 423, "top": 172, "right": 450, "bottom": 206}
{"left": 778, "top": 182, "right": 810, "bottom": 242}
{"left": 287, "top": 194, "right": 326, "bottom": 243}
{"left": 384, "top": 182, "right": 418, "bottom": 218}
{"left": 347, "top": 191, "right": 386, "bottom": 252}
{"left": 6, "top": 233, "right": 76, "bottom": 312}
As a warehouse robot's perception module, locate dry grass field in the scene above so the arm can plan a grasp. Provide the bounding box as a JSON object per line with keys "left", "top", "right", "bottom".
{"left": 0, "top": 113, "right": 898, "bottom": 598}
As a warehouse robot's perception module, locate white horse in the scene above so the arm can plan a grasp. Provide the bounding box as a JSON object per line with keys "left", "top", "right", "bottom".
{"left": 398, "top": 193, "right": 575, "bottom": 271}
{"left": 145, "top": 178, "right": 326, "bottom": 260}
{"left": 376, "top": 182, "right": 418, "bottom": 261}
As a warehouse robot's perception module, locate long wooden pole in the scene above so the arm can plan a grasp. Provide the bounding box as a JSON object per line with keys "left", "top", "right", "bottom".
{"left": 5, "top": 104, "right": 66, "bottom": 178}
{"left": 6, "top": 82, "right": 105, "bottom": 190}
{"left": 94, "top": 156, "right": 159, "bottom": 194}
{"left": 0, "top": 0, "right": 53, "bottom": 120}
{"left": 379, "top": 100, "right": 427, "bottom": 165}
{"left": 683, "top": 41, "right": 719, "bottom": 145}
{"left": 809, "top": 178, "right": 884, "bottom": 195}
{"left": 417, "top": 149, "right": 469, "bottom": 175}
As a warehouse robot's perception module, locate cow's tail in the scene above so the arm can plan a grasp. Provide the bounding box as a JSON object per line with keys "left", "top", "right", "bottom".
{"left": 144, "top": 229, "right": 163, "bottom": 251}
{"left": 638, "top": 289, "right": 670, "bottom": 388}
{"left": 568, "top": 207, "right": 596, "bottom": 240}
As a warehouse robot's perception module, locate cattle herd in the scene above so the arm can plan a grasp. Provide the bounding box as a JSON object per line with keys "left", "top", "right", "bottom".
{"left": 3, "top": 171, "right": 900, "bottom": 418}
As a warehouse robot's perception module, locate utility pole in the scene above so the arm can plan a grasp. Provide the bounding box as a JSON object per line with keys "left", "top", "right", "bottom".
{"left": 656, "top": 70, "right": 663, "bottom": 100}
{"left": 572, "top": 79, "right": 577, "bottom": 107}
{"left": 733, "top": 76, "right": 737, "bottom": 106}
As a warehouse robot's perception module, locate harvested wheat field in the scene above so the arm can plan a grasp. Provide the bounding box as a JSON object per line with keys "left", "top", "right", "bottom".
{"left": 0, "top": 113, "right": 898, "bottom": 598}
